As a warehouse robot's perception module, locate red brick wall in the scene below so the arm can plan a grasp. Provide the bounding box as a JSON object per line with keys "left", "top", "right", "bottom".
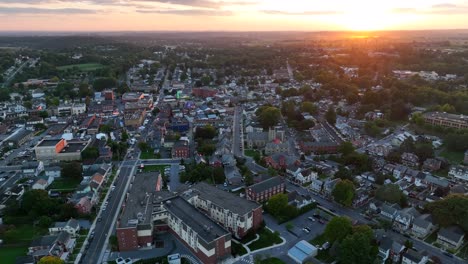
{"left": 117, "top": 227, "right": 139, "bottom": 251}
{"left": 138, "top": 235, "right": 152, "bottom": 247}
{"left": 252, "top": 207, "right": 263, "bottom": 230}
{"left": 168, "top": 229, "right": 224, "bottom": 264}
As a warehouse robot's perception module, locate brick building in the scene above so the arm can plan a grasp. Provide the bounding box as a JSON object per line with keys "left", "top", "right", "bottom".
{"left": 246, "top": 176, "right": 285, "bottom": 203}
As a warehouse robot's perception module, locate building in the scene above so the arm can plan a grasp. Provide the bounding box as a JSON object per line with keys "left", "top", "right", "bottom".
{"left": 28, "top": 232, "right": 75, "bottom": 262}
{"left": 412, "top": 214, "right": 437, "bottom": 239}
{"left": 122, "top": 92, "right": 144, "bottom": 103}
{"left": 246, "top": 176, "right": 285, "bottom": 203}
{"left": 422, "top": 158, "right": 442, "bottom": 172}
{"left": 171, "top": 140, "right": 190, "bottom": 158}
{"left": 287, "top": 240, "right": 318, "bottom": 264}
{"left": 124, "top": 110, "right": 146, "bottom": 127}
{"left": 48, "top": 219, "right": 80, "bottom": 237}
{"left": 192, "top": 87, "right": 217, "bottom": 98}
{"left": 464, "top": 150, "right": 468, "bottom": 165}
{"left": 184, "top": 182, "right": 263, "bottom": 239}
{"left": 448, "top": 165, "right": 468, "bottom": 181}
{"left": 401, "top": 153, "right": 420, "bottom": 168}
{"left": 3, "top": 128, "right": 34, "bottom": 148}
{"left": 436, "top": 226, "right": 465, "bottom": 250}
{"left": 401, "top": 249, "right": 428, "bottom": 264}
{"left": 265, "top": 141, "right": 289, "bottom": 155}
{"left": 34, "top": 138, "right": 91, "bottom": 161}
{"left": 422, "top": 112, "right": 468, "bottom": 130}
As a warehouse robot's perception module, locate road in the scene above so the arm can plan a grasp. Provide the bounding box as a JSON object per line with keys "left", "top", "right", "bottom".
{"left": 232, "top": 106, "right": 244, "bottom": 157}
{"left": 81, "top": 162, "right": 137, "bottom": 264}
{"left": 2, "top": 59, "right": 32, "bottom": 88}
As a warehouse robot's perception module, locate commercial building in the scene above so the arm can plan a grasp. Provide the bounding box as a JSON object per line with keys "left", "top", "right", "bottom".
{"left": 422, "top": 112, "right": 468, "bottom": 130}
{"left": 171, "top": 140, "right": 190, "bottom": 159}
{"left": 3, "top": 128, "right": 34, "bottom": 147}
{"left": 124, "top": 110, "right": 146, "bottom": 127}
{"left": 34, "top": 138, "right": 91, "bottom": 161}
{"left": 183, "top": 182, "right": 263, "bottom": 239}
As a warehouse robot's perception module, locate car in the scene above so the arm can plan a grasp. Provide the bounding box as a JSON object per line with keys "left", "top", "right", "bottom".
{"left": 302, "top": 228, "right": 310, "bottom": 233}
{"left": 97, "top": 217, "right": 102, "bottom": 222}
{"left": 0, "top": 177, "right": 5, "bottom": 181}
{"left": 111, "top": 185, "right": 116, "bottom": 191}
{"left": 308, "top": 217, "right": 316, "bottom": 222}
{"left": 443, "top": 252, "right": 454, "bottom": 258}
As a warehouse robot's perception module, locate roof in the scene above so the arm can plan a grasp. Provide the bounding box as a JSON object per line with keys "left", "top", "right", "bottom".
{"left": 413, "top": 214, "right": 434, "bottom": 229}
{"left": 164, "top": 196, "right": 230, "bottom": 243}
{"left": 248, "top": 176, "right": 283, "bottom": 194}
{"left": 403, "top": 249, "right": 426, "bottom": 263}
{"left": 30, "top": 235, "right": 57, "bottom": 247}
{"left": 288, "top": 240, "right": 317, "bottom": 263}
{"left": 66, "top": 218, "right": 79, "bottom": 229}
{"left": 439, "top": 226, "right": 465, "bottom": 242}
{"left": 37, "top": 138, "right": 62, "bottom": 147}
{"left": 188, "top": 182, "right": 260, "bottom": 215}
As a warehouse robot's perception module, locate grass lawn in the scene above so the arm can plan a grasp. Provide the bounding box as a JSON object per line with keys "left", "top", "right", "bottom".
{"left": 140, "top": 151, "right": 159, "bottom": 160}
{"left": 439, "top": 148, "right": 464, "bottom": 164}
{"left": 316, "top": 249, "right": 334, "bottom": 263}
{"left": 310, "top": 233, "right": 328, "bottom": 247}
{"left": 57, "top": 63, "right": 106, "bottom": 71}
{"left": 248, "top": 228, "right": 282, "bottom": 251}
{"left": 456, "top": 243, "right": 468, "bottom": 259}
{"left": 424, "top": 231, "right": 438, "bottom": 244}
{"left": 259, "top": 258, "right": 285, "bottom": 264}
{"left": 0, "top": 246, "right": 27, "bottom": 264}
{"left": 143, "top": 165, "right": 169, "bottom": 175}
{"left": 231, "top": 241, "right": 247, "bottom": 256}
{"left": 48, "top": 178, "right": 81, "bottom": 190}
{"left": 4, "top": 225, "right": 47, "bottom": 244}
{"left": 245, "top": 149, "right": 260, "bottom": 158}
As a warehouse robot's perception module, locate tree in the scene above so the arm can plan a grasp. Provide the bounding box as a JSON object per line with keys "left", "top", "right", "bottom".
{"left": 445, "top": 133, "right": 468, "bottom": 152}
{"left": 332, "top": 179, "right": 355, "bottom": 207}
{"left": 38, "top": 256, "right": 64, "bottom": 264}
{"left": 266, "top": 193, "right": 298, "bottom": 222}
{"left": 38, "top": 111, "right": 48, "bottom": 118}
{"left": 99, "top": 124, "right": 112, "bottom": 134}
{"left": 300, "top": 102, "right": 317, "bottom": 115}
{"left": 21, "top": 190, "right": 58, "bottom": 218}
{"left": 138, "top": 142, "right": 150, "bottom": 152}
{"left": 375, "top": 184, "right": 407, "bottom": 206}
{"left": 81, "top": 147, "right": 99, "bottom": 160}
{"left": 425, "top": 194, "right": 468, "bottom": 232}
{"left": 338, "top": 230, "right": 376, "bottom": 264}
{"left": 195, "top": 125, "right": 217, "bottom": 140}
{"left": 324, "top": 216, "right": 352, "bottom": 242}
{"left": 61, "top": 162, "right": 83, "bottom": 180}
{"left": 256, "top": 106, "right": 281, "bottom": 129}
{"left": 335, "top": 166, "right": 353, "bottom": 181}
{"left": 325, "top": 106, "right": 337, "bottom": 124}
{"left": 338, "top": 141, "right": 355, "bottom": 156}
{"left": 37, "top": 215, "right": 53, "bottom": 228}
{"left": 93, "top": 77, "right": 116, "bottom": 91}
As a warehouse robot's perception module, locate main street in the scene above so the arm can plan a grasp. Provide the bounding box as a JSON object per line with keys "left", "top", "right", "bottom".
{"left": 232, "top": 106, "right": 244, "bottom": 158}
{"left": 80, "top": 159, "right": 138, "bottom": 264}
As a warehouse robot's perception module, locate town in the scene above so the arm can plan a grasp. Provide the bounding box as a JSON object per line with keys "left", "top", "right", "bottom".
{"left": 0, "top": 32, "right": 467, "bottom": 264}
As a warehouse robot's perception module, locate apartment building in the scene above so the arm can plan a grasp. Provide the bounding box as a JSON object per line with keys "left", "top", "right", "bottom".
{"left": 246, "top": 176, "right": 285, "bottom": 203}
{"left": 422, "top": 112, "right": 468, "bottom": 129}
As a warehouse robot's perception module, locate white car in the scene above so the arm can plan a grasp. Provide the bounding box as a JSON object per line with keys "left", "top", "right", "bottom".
{"left": 302, "top": 228, "right": 310, "bottom": 233}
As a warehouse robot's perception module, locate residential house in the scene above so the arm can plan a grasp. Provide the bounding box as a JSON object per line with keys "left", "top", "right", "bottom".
{"left": 90, "top": 173, "right": 105, "bottom": 192}
{"left": 422, "top": 158, "right": 442, "bottom": 172}
{"left": 44, "top": 166, "right": 61, "bottom": 178}
{"left": 380, "top": 203, "right": 400, "bottom": 220}
{"left": 310, "top": 179, "right": 323, "bottom": 193}
{"left": 287, "top": 191, "right": 313, "bottom": 209}
{"left": 401, "top": 249, "right": 428, "bottom": 264}
{"left": 28, "top": 231, "right": 75, "bottom": 261}
{"left": 246, "top": 176, "right": 285, "bottom": 203}
{"left": 393, "top": 165, "right": 408, "bottom": 180}
{"left": 323, "top": 178, "right": 339, "bottom": 198}
{"left": 32, "top": 178, "right": 50, "bottom": 190}
{"left": 401, "top": 153, "right": 420, "bottom": 168}
{"left": 412, "top": 214, "right": 437, "bottom": 239}
{"left": 48, "top": 219, "right": 80, "bottom": 237}
{"left": 437, "top": 226, "right": 465, "bottom": 250}
{"left": 21, "top": 161, "right": 44, "bottom": 177}
{"left": 74, "top": 196, "right": 92, "bottom": 214}
{"left": 393, "top": 207, "right": 420, "bottom": 232}
{"left": 378, "top": 237, "right": 405, "bottom": 263}
{"left": 448, "top": 165, "right": 468, "bottom": 181}
{"left": 264, "top": 153, "right": 299, "bottom": 170}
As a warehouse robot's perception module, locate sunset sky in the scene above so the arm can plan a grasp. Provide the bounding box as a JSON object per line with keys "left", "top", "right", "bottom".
{"left": 1, "top": 0, "right": 468, "bottom": 31}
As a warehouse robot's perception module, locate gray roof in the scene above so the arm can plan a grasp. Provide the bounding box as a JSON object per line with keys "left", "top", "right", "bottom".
{"left": 413, "top": 214, "right": 434, "bottom": 229}
{"left": 439, "top": 226, "right": 465, "bottom": 242}
{"left": 403, "top": 249, "right": 426, "bottom": 262}
{"left": 248, "top": 176, "right": 283, "bottom": 194}
{"left": 164, "top": 196, "right": 230, "bottom": 243}
{"left": 189, "top": 182, "right": 260, "bottom": 215}
{"left": 30, "top": 235, "right": 57, "bottom": 247}
{"left": 66, "top": 218, "right": 79, "bottom": 229}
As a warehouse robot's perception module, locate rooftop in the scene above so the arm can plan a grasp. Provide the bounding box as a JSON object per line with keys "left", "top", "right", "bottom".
{"left": 37, "top": 138, "right": 63, "bottom": 147}
{"left": 164, "top": 196, "right": 230, "bottom": 243}
{"left": 187, "top": 182, "right": 260, "bottom": 215}
{"left": 248, "top": 176, "right": 283, "bottom": 194}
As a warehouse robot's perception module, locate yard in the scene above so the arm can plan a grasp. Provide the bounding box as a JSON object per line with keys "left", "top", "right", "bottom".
{"left": 424, "top": 231, "right": 438, "bottom": 244}
{"left": 248, "top": 228, "right": 282, "bottom": 251}
{"left": 57, "top": 63, "right": 106, "bottom": 72}
{"left": 245, "top": 149, "right": 261, "bottom": 158}
{"left": 439, "top": 148, "right": 464, "bottom": 164}
{"left": 48, "top": 178, "right": 81, "bottom": 190}
{"left": 456, "top": 243, "right": 468, "bottom": 259}
{"left": 310, "top": 233, "right": 334, "bottom": 263}
{"left": 3, "top": 224, "right": 47, "bottom": 244}
{"left": 231, "top": 240, "right": 247, "bottom": 256}
{"left": 0, "top": 246, "right": 27, "bottom": 264}
{"left": 143, "top": 165, "right": 169, "bottom": 175}
{"left": 140, "top": 151, "right": 160, "bottom": 160}
{"left": 258, "top": 257, "right": 285, "bottom": 264}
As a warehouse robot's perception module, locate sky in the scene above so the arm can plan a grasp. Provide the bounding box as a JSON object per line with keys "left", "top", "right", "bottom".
{"left": 1, "top": 0, "right": 468, "bottom": 32}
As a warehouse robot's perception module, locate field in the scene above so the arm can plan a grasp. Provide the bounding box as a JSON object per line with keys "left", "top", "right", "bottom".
{"left": 57, "top": 63, "right": 106, "bottom": 71}
{"left": 439, "top": 148, "right": 465, "bottom": 164}
{"left": 48, "top": 178, "right": 81, "bottom": 190}
{"left": 143, "top": 165, "right": 169, "bottom": 175}
{"left": 0, "top": 246, "right": 27, "bottom": 264}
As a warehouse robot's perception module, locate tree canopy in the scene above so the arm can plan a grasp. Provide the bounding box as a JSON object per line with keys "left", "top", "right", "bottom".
{"left": 425, "top": 194, "right": 468, "bottom": 232}
{"left": 324, "top": 216, "right": 352, "bottom": 243}
{"left": 332, "top": 179, "right": 355, "bottom": 207}
{"left": 256, "top": 105, "right": 281, "bottom": 129}
{"left": 61, "top": 161, "right": 83, "bottom": 180}
{"left": 375, "top": 184, "right": 407, "bottom": 207}
{"left": 38, "top": 256, "right": 65, "bottom": 264}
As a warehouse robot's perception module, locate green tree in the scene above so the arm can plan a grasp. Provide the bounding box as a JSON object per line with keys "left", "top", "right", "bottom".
{"left": 338, "top": 141, "right": 355, "bottom": 156}
{"left": 38, "top": 256, "right": 64, "bottom": 264}
{"left": 425, "top": 194, "right": 468, "bottom": 232}
{"left": 138, "top": 142, "right": 150, "bottom": 152}
{"left": 93, "top": 77, "right": 116, "bottom": 91}
{"left": 61, "top": 161, "right": 83, "bottom": 180}
{"left": 332, "top": 179, "right": 355, "bottom": 207}
{"left": 195, "top": 125, "right": 217, "bottom": 139}
{"left": 324, "top": 216, "right": 352, "bottom": 242}
{"left": 99, "top": 124, "right": 112, "bottom": 134}
{"left": 338, "top": 230, "right": 376, "bottom": 264}
{"left": 38, "top": 111, "right": 49, "bottom": 118}
{"left": 81, "top": 147, "right": 99, "bottom": 160}
{"left": 256, "top": 106, "right": 281, "bottom": 129}
{"left": 325, "top": 106, "right": 337, "bottom": 124}
{"left": 335, "top": 166, "right": 353, "bottom": 181}
{"left": 375, "top": 184, "right": 407, "bottom": 207}
{"left": 300, "top": 102, "right": 317, "bottom": 115}
{"left": 37, "top": 215, "right": 53, "bottom": 228}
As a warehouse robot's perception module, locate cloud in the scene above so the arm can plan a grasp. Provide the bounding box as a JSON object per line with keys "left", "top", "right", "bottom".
{"left": 391, "top": 3, "right": 468, "bottom": 15}
{"left": 136, "top": 8, "right": 232, "bottom": 15}
{"left": 0, "top": 6, "right": 97, "bottom": 14}
{"left": 261, "top": 10, "right": 342, "bottom": 16}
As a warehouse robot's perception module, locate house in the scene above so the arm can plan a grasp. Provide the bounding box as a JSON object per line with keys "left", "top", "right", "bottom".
{"left": 49, "top": 219, "right": 80, "bottom": 237}
{"left": 246, "top": 176, "right": 285, "bottom": 203}
{"left": 310, "top": 179, "right": 323, "bottom": 193}
{"left": 289, "top": 167, "right": 317, "bottom": 185}
{"left": 437, "top": 226, "right": 465, "bottom": 250}
{"left": 264, "top": 153, "right": 299, "bottom": 170}
{"left": 378, "top": 237, "right": 405, "bottom": 263}
{"left": 422, "top": 158, "right": 442, "bottom": 172}
{"left": 393, "top": 165, "right": 408, "bottom": 180}
{"left": 28, "top": 231, "right": 75, "bottom": 261}
{"left": 90, "top": 173, "right": 105, "bottom": 192}
{"left": 393, "top": 207, "right": 420, "bottom": 232}
{"left": 32, "top": 178, "right": 50, "bottom": 190}
{"left": 22, "top": 161, "right": 44, "bottom": 177}
{"left": 287, "top": 191, "right": 313, "bottom": 209}
{"left": 171, "top": 140, "right": 190, "bottom": 158}
{"left": 401, "top": 153, "right": 419, "bottom": 168}
{"left": 74, "top": 196, "right": 92, "bottom": 214}
{"left": 380, "top": 203, "right": 400, "bottom": 220}
{"left": 401, "top": 249, "right": 428, "bottom": 264}
{"left": 412, "top": 214, "right": 437, "bottom": 238}
{"left": 44, "top": 166, "right": 61, "bottom": 178}
{"left": 448, "top": 165, "right": 468, "bottom": 181}
{"left": 323, "top": 178, "right": 339, "bottom": 197}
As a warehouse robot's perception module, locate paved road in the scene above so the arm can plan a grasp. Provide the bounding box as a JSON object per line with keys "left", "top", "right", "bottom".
{"left": 81, "top": 163, "right": 137, "bottom": 264}
{"left": 232, "top": 106, "right": 244, "bottom": 158}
